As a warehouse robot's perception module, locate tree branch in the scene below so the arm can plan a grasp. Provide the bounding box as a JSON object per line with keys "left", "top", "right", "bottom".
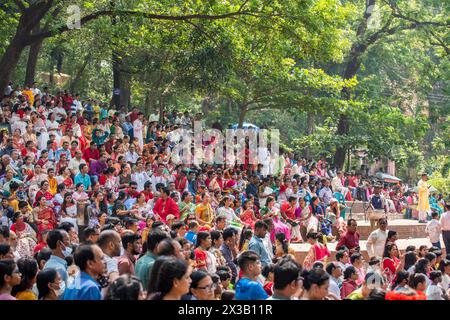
{"left": 43, "top": 3, "right": 64, "bottom": 31}
{"left": 24, "top": 0, "right": 54, "bottom": 33}
{"left": 238, "top": 0, "right": 250, "bottom": 13}
{"left": 386, "top": 0, "right": 449, "bottom": 28}
{"left": 185, "top": 20, "right": 220, "bottom": 46}
{"left": 26, "top": 9, "right": 269, "bottom": 44}
{"left": 428, "top": 30, "right": 450, "bottom": 56}
{"left": 13, "top": 0, "right": 26, "bottom": 12}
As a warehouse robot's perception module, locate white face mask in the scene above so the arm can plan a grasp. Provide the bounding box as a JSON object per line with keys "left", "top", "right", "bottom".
{"left": 54, "top": 280, "right": 65, "bottom": 298}
{"left": 31, "top": 283, "right": 39, "bottom": 297}
{"left": 61, "top": 243, "right": 73, "bottom": 258}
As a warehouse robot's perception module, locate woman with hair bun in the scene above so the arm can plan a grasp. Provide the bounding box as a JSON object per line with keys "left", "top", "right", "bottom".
{"left": 302, "top": 231, "right": 330, "bottom": 270}
{"left": 300, "top": 268, "right": 330, "bottom": 300}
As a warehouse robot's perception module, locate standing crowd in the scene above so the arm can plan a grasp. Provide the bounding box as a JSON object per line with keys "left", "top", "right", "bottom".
{"left": 0, "top": 83, "right": 449, "bottom": 301}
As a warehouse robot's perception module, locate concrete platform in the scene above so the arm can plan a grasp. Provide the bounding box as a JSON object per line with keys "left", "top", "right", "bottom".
{"left": 292, "top": 238, "right": 445, "bottom": 264}
{"left": 354, "top": 219, "right": 427, "bottom": 240}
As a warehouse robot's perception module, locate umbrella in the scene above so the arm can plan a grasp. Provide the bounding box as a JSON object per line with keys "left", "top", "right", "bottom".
{"left": 375, "top": 172, "right": 401, "bottom": 183}
{"left": 231, "top": 122, "right": 260, "bottom": 130}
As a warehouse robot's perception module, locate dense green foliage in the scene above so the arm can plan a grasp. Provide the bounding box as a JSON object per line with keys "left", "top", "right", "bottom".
{"left": 0, "top": 0, "right": 448, "bottom": 184}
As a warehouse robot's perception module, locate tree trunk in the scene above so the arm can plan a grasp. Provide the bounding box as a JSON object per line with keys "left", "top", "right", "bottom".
{"left": 0, "top": 0, "right": 52, "bottom": 94}
{"left": 347, "top": 149, "right": 352, "bottom": 172}
{"left": 49, "top": 63, "right": 54, "bottom": 86}
{"left": 110, "top": 0, "right": 122, "bottom": 108}
{"left": 70, "top": 54, "right": 91, "bottom": 93}
{"left": 159, "top": 95, "right": 165, "bottom": 123}
{"left": 0, "top": 35, "right": 27, "bottom": 95}
{"left": 334, "top": 113, "right": 350, "bottom": 169}
{"left": 112, "top": 51, "right": 121, "bottom": 108}
{"left": 120, "top": 74, "right": 131, "bottom": 109}
{"left": 305, "top": 111, "right": 314, "bottom": 159}
{"left": 55, "top": 53, "right": 63, "bottom": 74}
{"left": 238, "top": 103, "right": 248, "bottom": 128}
{"left": 144, "top": 94, "right": 151, "bottom": 116}
{"left": 333, "top": 1, "right": 375, "bottom": 169}
{"left": 24, "top": 25, "right": 44, "bottom": 86}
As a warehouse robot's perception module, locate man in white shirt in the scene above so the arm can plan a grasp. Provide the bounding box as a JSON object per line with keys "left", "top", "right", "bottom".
{"left": 151, "top": 164, "right": 168, "bottom": 192}
{"left": 262, "top": 218, "right": 275, "bottom": 261}
{"left": 97, "top": 230, "right": 121, "bottom": 284}
{"left": 125, "top": 145, "right": 139, "bottom": 164}
{"left": 71, "top": 95, "right": 83, "bottom": 115}
{"left": 31, "top": 82, "right": 42, "bottom": 99}
{"left": 131, "top": 162, "right": 151, "bottom": 192}
{"left": 54, "top": 104, "right": 67, "bottom": 122}
{"left": 366, "top": 218, "right": 389, "bottom": 260}
{"left": 326, "top": 262, "right": 342, "bottom": 299}
{"left": 440, "top": 203, "right": 450, "bottom": 252}
{"left": 133, "top": 112, "right": 144, "bottom": 150}
{"left": 68, "top": 150, "right": 86, "bottom": 176}
{"left": 426, "top": 212, "right": 442, "bottom": 249}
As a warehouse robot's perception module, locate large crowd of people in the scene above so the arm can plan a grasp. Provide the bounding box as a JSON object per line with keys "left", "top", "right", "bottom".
{"left": 0, "top": 83, "right": 449, "bottom": 301}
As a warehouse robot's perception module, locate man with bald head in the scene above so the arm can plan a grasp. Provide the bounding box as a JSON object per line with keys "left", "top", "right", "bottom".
{"left": 97, "top": 230, "right": 121, "bottom": 283}
{"left": 156, "top": 238, "right": 184, "bottom": 260}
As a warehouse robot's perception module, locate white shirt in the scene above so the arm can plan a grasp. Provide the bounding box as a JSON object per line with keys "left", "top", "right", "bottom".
{"left": 104, "top": 255, "right": 119, "bottom": 275}
{"left": 131, "top": 171, "right": 151, "bottom": 192}
{"left": 331, "top": 176, "right": 343, "bottom": 193}
{"left": 328, "top": 276, "right": 341, "bottom": 299}
{"left": 440, "top": 211, "right": 450, "bottom": 231}
{"left": 125, "top": 151, "right": 139, "bottom": 164}
{"left": 441, "top": 274, "right": 450, "bottom": 292}
{"left": 426, "top": 219, "right": 442, "bottom": 243}
{"left": 263, "top": 233, "right": 274, "bottom": 260}
{"left": 217, "top": 206, "right": 239, "bottom": 228}
{"left": 259, "top": 186, "right": 274, "bottom": 207}
{"left": 54, "top": 107, "right": 67, "bottom": 121}
{"left": 68, "top": 157, "right": 86, "bottom": 175}
{"left": 426, "top": 284, "right": 444, "bottom": 300}
{"left": 32, "top": 87, "right": 42, "bottom": 99}
{"left": 72, "top": 99, "right": 83, "bottom": 113}
{"left": 151, "top": 174, "right": 168, "bottom": 192}
{"left": 366, "top": 229, "right": 389, "bottom": 259}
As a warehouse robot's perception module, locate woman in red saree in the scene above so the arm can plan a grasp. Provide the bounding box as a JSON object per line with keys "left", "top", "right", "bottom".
{"left": 32, "top": 195, "right": 56, "bottom": 241}
{"left": 239, "top": 200, "right": 257, "bottom": 229}
{"left": 10, "top": 212, "right": 38, "bottom": 258}
{"left": 382, "top": 243, "right": 405, "bottom": 285}
{"left": 33, "top": 181, "right": 54, "bottom": 207}
{"left": 303, "top": 231, "right": 331, "bottom": 270}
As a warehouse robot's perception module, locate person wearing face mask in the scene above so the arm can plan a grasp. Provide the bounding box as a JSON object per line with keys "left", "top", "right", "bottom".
{"left": 62, "top": 244, "right": 106, "bottom": 300}
{"left": 42, "top": 229, "right": 71, "bottom": 291}
{"left": 117, "top": 233, "right": 142, "bottom": 276}
{"left": 97, "top": 230, "right": 121, "bottom": 283}
{"left": 36, "top": 268, "right": 64, "bottom": 300}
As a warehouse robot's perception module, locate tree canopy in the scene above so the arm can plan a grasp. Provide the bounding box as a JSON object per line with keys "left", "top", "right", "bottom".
{"left": 0, "top": 0, "right": 448, "bottom": 183}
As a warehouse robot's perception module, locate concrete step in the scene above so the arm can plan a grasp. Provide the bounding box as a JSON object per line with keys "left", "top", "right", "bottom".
{"left": 347, "top": 212, "right": 405, "bottom": 221}
{"left": 292, "top": 238, "right": 446, "bottom": 264}
{"left": 353, "top": 219, "right": 427, "bottom": 240}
